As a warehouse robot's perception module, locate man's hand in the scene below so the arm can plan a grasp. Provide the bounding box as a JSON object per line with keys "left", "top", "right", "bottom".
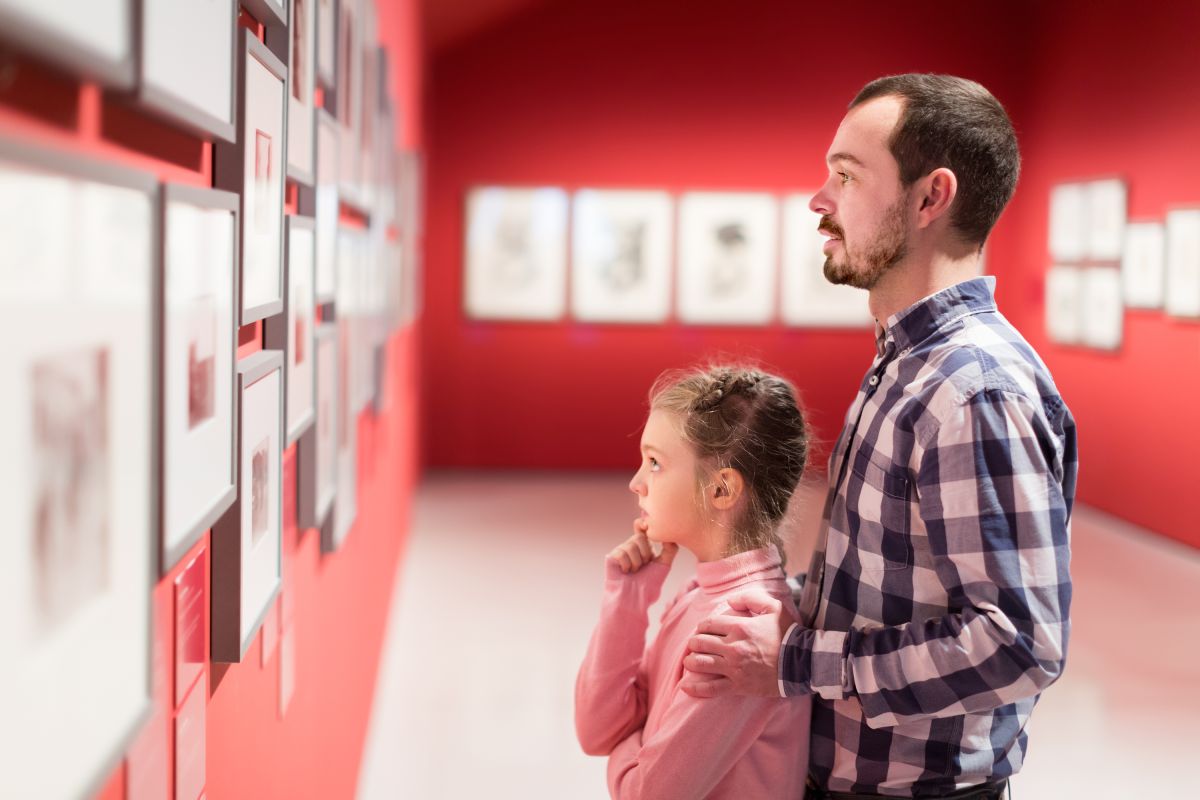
{"left": 681, "top": 589, "right": 792, "bottom": 698}
{"left": 607, "top": 519, "right": 678, "bottom": 574}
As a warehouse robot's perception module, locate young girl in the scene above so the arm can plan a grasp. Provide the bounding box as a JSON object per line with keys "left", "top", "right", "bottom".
{"left": 575, "top": 365, "right": 812, "bottom": 799}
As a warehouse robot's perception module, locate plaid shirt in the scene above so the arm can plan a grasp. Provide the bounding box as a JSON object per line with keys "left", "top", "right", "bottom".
{"left": 780, "top": 276, "right": 1077, "bottom": 796}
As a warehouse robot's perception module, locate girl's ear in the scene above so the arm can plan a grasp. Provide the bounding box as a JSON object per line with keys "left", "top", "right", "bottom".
{"left": 711, "top": 467, "right": 745, "bottom": 511}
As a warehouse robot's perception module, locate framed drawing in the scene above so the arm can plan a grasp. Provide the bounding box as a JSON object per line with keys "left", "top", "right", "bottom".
{"left": 781, "top": 193, "right": 872, "bottom": 328}
{"left": 298, "top": 323, "right": 337, "bottom": 537}
{"left": 0, "top": 138, "right": 156, "bottom": 799}
{"left": 137, "top": 0, "right": 237, "bottom": 142}
{"left": 1085, "top": 178, "right": 1127, "bottom": 262}
{"left": 464, "top": 186, "right": 568, "bottom": 321}
{"left": 215, "top": 29, "right": 287, "bottom": 325}
{"left": 1045, "top": 265, "right": 1083, "bottom": 345}
{"left": 0, "top": 0, "right": 134, "bottom": 87}
{"left": 1121, "top": 221, "right": 1165, "bottom": 310}
{"left": 571, "top": 189, "right": 672, "bottom": 323}
{"left": 315, "top": 110, "right": 340, "bottom": 302}
{"left": 1048, "top": 182, "right": 1086, "bottom": 263}
{"left": 211, "top": 350, "right": 284, "bottom": 663}
{"left": 241, "top": 0, "right": 286, "bottom": 29}
{"left": 1080, "top": 267, "right": 1123, "bottom": 351}
{"left": 265, "top": 215, "right": 317, "bottom": 445}
{"left": 1165, "top": 208, "right": 1200, "bottom": 319}
{"left": 286, "top": 0, "right": 317, "bottom": 186}
{"left": 677, "top": 191, "right": 778, "bottom": 325}
{"left": 161, "top": 185, "right": 239, "bottom": 573}
{"left": 317, "top": 0, "right": 338, "bottom": 90}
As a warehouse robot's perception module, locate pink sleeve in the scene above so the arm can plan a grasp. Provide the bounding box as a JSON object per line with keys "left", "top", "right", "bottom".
{"left": 606, "top": 687, "right": 811, "bottom": 799}
{"left": 574, "top": 558, "right": 671, "bottom": 756}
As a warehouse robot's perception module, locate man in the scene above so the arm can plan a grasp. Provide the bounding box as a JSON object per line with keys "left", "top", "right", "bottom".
{"left": 682, "top": 74, "right": 1076, "bottom": 800}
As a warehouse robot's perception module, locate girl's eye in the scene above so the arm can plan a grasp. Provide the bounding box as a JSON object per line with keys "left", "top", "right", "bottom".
{"left": 649, "top": 457, "right": 660, "bottom": 472}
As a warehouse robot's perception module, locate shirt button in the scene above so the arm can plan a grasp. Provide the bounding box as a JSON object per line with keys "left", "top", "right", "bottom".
{"left": 868, "top": 375, "right": 879, "bottom": 387}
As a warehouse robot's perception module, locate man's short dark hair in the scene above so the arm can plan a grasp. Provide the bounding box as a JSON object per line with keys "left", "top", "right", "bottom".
{"left": 851, "top": 74, "right": 1020, "bottom": 247}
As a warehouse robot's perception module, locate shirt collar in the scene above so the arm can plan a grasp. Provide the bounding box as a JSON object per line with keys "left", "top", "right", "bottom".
{"left": 874, "top": 276, "right": 998, "bottom": 356}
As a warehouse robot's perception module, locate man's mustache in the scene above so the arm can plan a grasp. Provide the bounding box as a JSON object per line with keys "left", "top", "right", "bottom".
{"left": 818, "top": 217, "right": 843, "bottom": 238}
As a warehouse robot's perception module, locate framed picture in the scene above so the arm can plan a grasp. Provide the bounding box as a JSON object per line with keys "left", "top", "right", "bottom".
{"left": 464, "top": 186, "right": 568, "bottom": 321}
{"left": 1080, "top": 267, "right": 1123, "bottom": 351}
{"left": 677, "top": 191, "right": 778, "bottom": 325}
{"left": 1048, "top": 182, "right": 1086, "bottom": 263}
{"left": 215, "top": 29, "right": 288, "bottom": 325}
{"left": 336, "top": 0, "right": 362, "bottom": 205}
{"left": 137, "top": 0, "right": 237, "bottom": 142}
{"left": 1165, "top": 208, "right": 1200, "bottom": 319}
{"left": 211, "top": 350, "right": 284, "bottom": 663}
{"left": 298, "top": 323, "right": 337, "bottom": 538}
{"left": 781, "top": 193, "right": 873, "bottom": 328}
{"left": 315, "top": 110, "right": 340, "bottom": 303}
{"left": 265, "top": 215, "right": 317, "bottom": 445}
{"left": 332, "top": 314, "right": 358, "bottom": 552}
{"left": 1045, "top": 265, "right": 1083, "bottom": 345}
{"left": 317, "top": 0, "right": 338, "bottom": 90}
{"left": 571, "top": 189, "right": 672, "bottom": 323}
{"left": 1121, "top": 221, "right": 1165, "bottom": 310}
{"left": 286, "top": 0, "right": 317, "bottom": 186}
{"left": 161, "top": 185, "right": 239, "bottom": 573}
{"left": 0, "top": 138, "right": 156, "bottom": 799}
{"left": 1085, "top": 178, "right": 1127, "bottom": 262}
{"left": 356, "top": 1, "right": 378, "bottom": 213}
{"left": 241, "top": 0, "right": 286, "bottom": 29}
{"left": 0, "top": 0, "right": 134, "bottom": 87}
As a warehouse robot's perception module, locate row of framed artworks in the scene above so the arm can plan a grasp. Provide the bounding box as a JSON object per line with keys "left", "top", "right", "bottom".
{"left": 0, "top": 131, "right": 417, "bottom": 798}
{"left": 463, "top": 187, "right": 874, "bottom": 329}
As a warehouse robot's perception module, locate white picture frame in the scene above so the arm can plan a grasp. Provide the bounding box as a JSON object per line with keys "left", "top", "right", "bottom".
{"left": 1085, "top": 178, "right": 1127, "bottom": 262}
{"left": 781, "top": 193, "right": 873, "bottom": 328}
{"left": 285, "top": 0, "right": 317, "bottom": 186}
{"left": 298, "top": 323, "right": 337, "bottom": 538}
{"left": 137, "top": 0, "right": 237, "bottom": 143}
{"left": 1165, "top": 208, "right": 1200, "bottom": 319}
{"left": 315, "top": 110, "right": 340, "bottom": 303}
{"left": 464, "top": 186, "right": 568, "bottom": 321}
{"left": 1048, "top": 182, "right": 1087, "bottom": 263}
{"left": 211, "top": 350, "right": 284, "bottom": 663}
{"left": 570, "top": 189, "right": 672, "bottom": 324}
{"left": 161, "top": 185, "right": 239, "bottom": 573}
{"left": 336, "top": 0, "right": 363, "bottom": 206}
{"left": 332, "top": 253, "right": 358, "bottom": 551}
{"left": 1045, "top": 265, "right": 1083, "bottom": 345}
{"left": 265, "top": 215, "right": 317, "bottom": 445}
{"left": 1121, "top": 221, "right": 1166, "bottom": 310}
{"left": 317, "top": 0, "right": 337, "bottom": 89}
{"left": 214, "top": 29, "right": 288, "bottom": 325}
{"left": 0, "top": 0, "right": 134, "bottom": 87}
{"left": 0, "top": 138, "right": 156, "bottom": 800}
{"left": 1080, "top": 267, "right": 1124, "bottom": 351}
{"left": 677, "top": 191, "right": 778, "bottom": 325}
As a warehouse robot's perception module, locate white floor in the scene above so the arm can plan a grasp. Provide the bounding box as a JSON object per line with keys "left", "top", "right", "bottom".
{"left": 357, "top": 470, "right": 1200, "bottom": 799}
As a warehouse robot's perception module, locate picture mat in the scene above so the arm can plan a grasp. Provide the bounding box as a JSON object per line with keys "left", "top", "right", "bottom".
{"left": 464, "top": 186, "right": 568, "bottom": 321}
{"left": 332, "top": 317, "right": 358, "bottom": 551}
{"left": 781, "top": 193, "right": 872, "bottom": 327}
{"left": 317, "top": 0, "right": 337, "bottom": 87}
{"left": 0, "top": 151, "right": 153, "bottom": 800}
{"left": 1045, "top": 265, "right": 1083, "bottom": 345}
{"left": 1121, "top": 221, "right": 1165, "bottom": 310}
{"left": 571, "top": 189, "right": 672, "bottom": 323}
{"left": 677, "top": 191, "right": 778, "bottom": 324}
{"left": 141, "top": 0, "right": 235, "bottom": 139}
{"left": 287, "top": 0, "right": 317, "bottom": 182}
{"left": 1080, "top": 267, "right": 1123, "bottom": 350}
{"left": 1085, "top": 178, "right": 1126, "bottom": 262}
{"left": 315, "top": 325, "right": 338, "bottom": 525}
{"left": 287, "top": 222, "right": 317, "bottom": 441}
{"left": 315, "top": 113, "right": 339, "bottom": 301}
{"left": 239, "top": 367, "right": 283, "bottom": 647}
{"left": 1049, "top": 183, "right": 1086, "bottom": 262}
{"left": 1165, "top": 208, "right": 1200, "bottom": 319}
{"left": 242, "top": 38, "right": 286, "bottom": 318}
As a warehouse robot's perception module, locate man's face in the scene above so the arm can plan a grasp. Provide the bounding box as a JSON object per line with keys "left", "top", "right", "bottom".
{"left": 809, "top": 95, "right": 912, "bottom": 290}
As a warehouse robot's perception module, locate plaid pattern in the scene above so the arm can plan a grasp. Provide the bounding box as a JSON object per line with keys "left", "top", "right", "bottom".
{"left": 781, "top": 277, "right": 1077, "bottom": 796}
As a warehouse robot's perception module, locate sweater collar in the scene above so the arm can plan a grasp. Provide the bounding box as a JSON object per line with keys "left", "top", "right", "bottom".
{"left": 694, "top": 545, "right": 783, "bottom": 595}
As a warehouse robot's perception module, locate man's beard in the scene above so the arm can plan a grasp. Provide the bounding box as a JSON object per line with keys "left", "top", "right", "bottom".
{"left": 821, "top": 197, "right": 909, "bottom": 290}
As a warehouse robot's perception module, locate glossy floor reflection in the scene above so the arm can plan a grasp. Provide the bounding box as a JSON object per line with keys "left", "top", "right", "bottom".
{"left": 357, "top": 471, "right": 1200, "bottom": 799}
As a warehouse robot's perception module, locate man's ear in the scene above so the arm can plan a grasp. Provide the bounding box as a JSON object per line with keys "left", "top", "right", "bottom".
{"left": 915, "top": 167, "right": 957, "bottom": 230}
{"left": 711, "top": 468, "right": 745, "bottom": 511}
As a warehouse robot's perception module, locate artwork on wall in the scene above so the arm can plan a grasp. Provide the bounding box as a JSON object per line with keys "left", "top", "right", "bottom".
{"left": 317, "top": 0, "right": 338, "bottom": 90}
{"left": 336, "top": 0, "right": 362, "bottom": 205}
{"left": 570, "top": 189, "right": 672, "bottom": 323}
{"left": 1121, "top": 221, "right": 1166, "bottom": 310}
{"left": 241, "top": 0, "right": 286, "bottom": 29}
{"left": 211, "top": 351, "right": 284, "bottom": 663}
{"left": 1048, "top": 183, "right": 1087, "bottom": 263}
{"left": 298, "top": 323, "right": 338, "bottom": 536}
{"left": 1080, "top": 267, "right": 1124, "bottom": 351}
{"left": 286, "top": 0, "right": 317, "bottom": 186}
{"left": 266, "top": 215, "right": 318, "bottom": 445}
{"left": 1165, "top": 207, "right": 1200, "bottom": 320}
{"left": 137, "top": 0, "right": 237, "bottom": 142}
{"left": 0, "top": 0, "right": 135, "bottom": 87}
{"left": 315, "top": 110, "right": 340, "bottom": 303}
{"left": 0, "top": 138, "right": 156, "bottom": 799}
{"left": 677, "top": 191, "right": 778, "bottom": 325}
{"left": 464, "top": 186, "right": 569, "bottom": 321}
{"left": 215, "top": 29, "right": 287, "bottom": 325}
{"left": 161, "top": 185, "right": 239, "bottom": 573}
{"left": 1045, "top": 265, "right": 1083, "bottom": 345}
{"left": 780, "top": 193, "right": 872, "bottom": 328}
{"left": 332, "top": 315, "right": 358, "bottom": 552}
{"left": 1085, "top": 178, "right": 1127, "bottom": 261}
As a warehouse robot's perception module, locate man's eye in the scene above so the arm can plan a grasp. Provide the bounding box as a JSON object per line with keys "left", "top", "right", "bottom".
{"left": 838, "top": 171, "right": 851, "bottom": 184}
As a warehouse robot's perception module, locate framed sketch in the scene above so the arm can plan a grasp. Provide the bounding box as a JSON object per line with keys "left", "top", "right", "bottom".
{"left": 0, "top": 0, "right": 134, "bottom": 87}
{"left": 286, "top": 0, "right": 317, "bottom": 186}
{"left": 1085, "top": 178, "right": 1127, "bottom": 262}
{"left": 315, "top": 110, "right": 340, "bottom": 303}
{"left": 298, "top": 323, "right": 337, "bottom": 538}
{"left": 781, "top": 193, "right": 873, "bottom": 328}
{"left": 265, "top": 215, "right": 317, "bottom": 445}
{"left": 211, "top": 350, "right": 284, "bottom": 663}
{"left": 242, "top": 0, "right": 286, "bottom": 29}
{"left": 317, "top": 0, "right": 338, "bottom": 89}
{"left": 1121, "top": 221, "right": 1165, "bottom": 310}
{"left": 215, "top": 29, "right": 287, "bottom": 325}
{"left": 1045, "top": 265, "right": 1083, "bottom": 345}
{"left": 137, "top": 0, "right": 237, "bottom": 142}
{"left": 571, "top": 189, "right": 672, "bottom": 323}
{"left": 464, "top": 186, "right": 568, "bottom": 321}
{"left": 1165, "top": 208, "right": 1200, "bottom": 319}
{"left": 677, "top": 191, "right": 778, "bottom": 325}
{"left": 1080, "top": 267, "right": 1123, "bottom": 351}
{"left": 1048, "top": 182, "right": 1086, "bottom": 263}
{"left": 0, "top": 138, "right": 156, "bottom": 799}
{"left": 161, "top": 185, "right": 239, "bottom": 573}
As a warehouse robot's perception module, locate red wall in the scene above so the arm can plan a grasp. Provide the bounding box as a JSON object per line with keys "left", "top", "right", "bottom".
{"left": 1, "top": 1, "right": 425, "bottom": 798}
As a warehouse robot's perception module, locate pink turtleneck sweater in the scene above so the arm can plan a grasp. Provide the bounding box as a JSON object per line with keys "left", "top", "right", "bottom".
{"left": 575, "top": 545, "right": 811, "bottom": 799}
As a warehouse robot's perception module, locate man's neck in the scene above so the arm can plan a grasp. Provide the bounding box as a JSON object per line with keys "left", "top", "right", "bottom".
{"left": 867, "top": 249, "right": 984, "bottom": 329}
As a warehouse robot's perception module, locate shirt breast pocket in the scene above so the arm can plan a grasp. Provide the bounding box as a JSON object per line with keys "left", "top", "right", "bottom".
{"left": 848, "top": 450, "right": 912, "bottom": 571}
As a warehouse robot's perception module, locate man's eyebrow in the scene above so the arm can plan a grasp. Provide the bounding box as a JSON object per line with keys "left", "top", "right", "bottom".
{"left": 827, "top": 152, "right": 866, "bottom": 168}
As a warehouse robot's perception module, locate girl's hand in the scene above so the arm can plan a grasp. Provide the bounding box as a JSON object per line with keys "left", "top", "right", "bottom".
{"left": 608, "top": 519, "right": 679, "bottom": 573}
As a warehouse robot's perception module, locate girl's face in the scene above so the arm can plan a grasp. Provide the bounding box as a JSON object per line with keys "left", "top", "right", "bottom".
{"left": 628, "top": 409, "right": 715, "bottom": 559}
